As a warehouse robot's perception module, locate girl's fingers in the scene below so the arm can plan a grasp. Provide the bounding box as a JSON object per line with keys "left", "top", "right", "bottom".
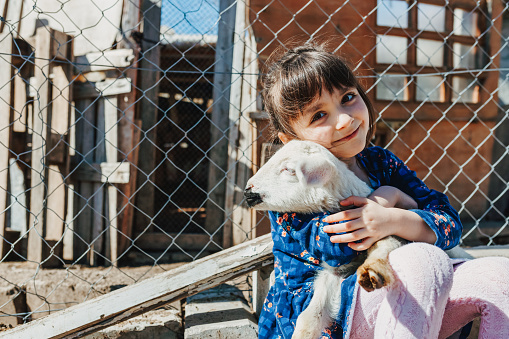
{"left": 329, "top": 228, "right": 367, "bottom": 243}
{"left": 323, "top": 218, "right": 362, "bottom": 234}
{"left": 323, "top": 207, "right": 363, "bottom": 224}
{"left": 340, "top": 195, "right": 370, "bottom": 207}
{"left": 348, "top": 237, "right": 374, "bottom": 251}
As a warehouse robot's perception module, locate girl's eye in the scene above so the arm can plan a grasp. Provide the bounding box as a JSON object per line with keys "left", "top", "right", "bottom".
{"left": 311, "top": 112, "right": 326, "bottom": 123}
{"left": 341, "top": 92, "right": 356, "bottom": 104}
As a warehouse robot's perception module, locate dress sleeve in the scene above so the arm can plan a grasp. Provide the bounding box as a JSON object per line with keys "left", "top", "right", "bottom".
{"left": 269, "top": 211, "right": 361, "bottom": 267}
{"left": 382, "top": 149, "right": 462, "bottom": 250}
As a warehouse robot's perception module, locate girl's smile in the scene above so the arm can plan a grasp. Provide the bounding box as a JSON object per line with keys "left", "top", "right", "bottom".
{"left": 333, "top": 125, "right": 360, "bottom": 145}
{"left": 279, "top": 86, "right": 370, "bottom": 164}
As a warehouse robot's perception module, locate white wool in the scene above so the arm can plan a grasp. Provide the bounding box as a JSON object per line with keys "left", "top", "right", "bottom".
{"left": 246, "top": 140, "right": 373, "bottom": 213}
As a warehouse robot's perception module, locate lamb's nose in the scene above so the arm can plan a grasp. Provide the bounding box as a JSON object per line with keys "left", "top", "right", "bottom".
{"left": 244, "top": 186, "right": 263, "bottom": 207}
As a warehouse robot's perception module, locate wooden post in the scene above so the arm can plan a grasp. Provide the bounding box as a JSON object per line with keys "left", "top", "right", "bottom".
{"left": 231, "top": 26, "right": 258, "bottom": 246}
{"left": 45, "top": 61, "right": 72, "bottom": 266}
{"left": 27, "top": 25, "right": 52, "bottom": 264}
{"left": 116, "top": 0, "right": 140, "bottom": 255}
{"left": 223, "top": 0, "right": 246, "bottom": 248}
{"left": 206, "top": 0, "right": 236, "bottom": 243}
{"left": 118, "top": 119, "right": 141, "bottom": 255}
{"left": 133, "top": 0, "right": 161, "bottom": 235}
{"left": 104, "top": 95, "right": 119, "bottom": 263}
{"left": 73, "top": 98, "right": 95, "bottom": 263}
{"left": 26, "top": 25, "right": 73, "bottom": 266}
{"left": 0, "top": 36, "right": 11, "bottom": 260}
{"left": 0, "top": 0, "right": 23, "bottom": 259}
{"left": 91, "top": 99, "right": 106, "bottom": 266}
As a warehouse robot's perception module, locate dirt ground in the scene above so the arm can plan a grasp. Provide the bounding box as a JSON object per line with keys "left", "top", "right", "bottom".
{"left": 0, "top": 261, "right": 185, "bottom": 326}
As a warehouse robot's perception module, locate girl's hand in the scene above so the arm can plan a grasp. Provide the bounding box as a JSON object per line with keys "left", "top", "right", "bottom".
{"left": 322, "top": 196, "right": 399, "bottom": 251}
{"left": 367, "top": 186, "right": 418, "bottom": 210}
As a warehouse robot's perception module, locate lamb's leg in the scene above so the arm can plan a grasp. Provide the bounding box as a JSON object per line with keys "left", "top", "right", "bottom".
{"left": 292, "top": 264, "right": 342, "bottom": 339}
{"left": 357, "top": 236, "right": 405, "bottom": 292}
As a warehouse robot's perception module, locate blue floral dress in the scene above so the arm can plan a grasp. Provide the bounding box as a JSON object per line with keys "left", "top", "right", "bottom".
{"left": 257, "top": 146, "right": 463, "bottom": 339}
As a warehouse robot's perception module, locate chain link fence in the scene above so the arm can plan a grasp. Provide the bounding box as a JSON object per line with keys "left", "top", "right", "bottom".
{"left": 0, "top": 0, "right": 508, "bottom": 332}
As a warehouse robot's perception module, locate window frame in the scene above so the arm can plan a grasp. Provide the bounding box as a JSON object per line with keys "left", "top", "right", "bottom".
{"left": 372, "top": 0, "right": 497, "bottom": 120}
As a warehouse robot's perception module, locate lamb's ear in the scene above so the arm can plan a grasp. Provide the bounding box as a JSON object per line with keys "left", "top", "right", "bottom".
{"left": 295, "top": 155, "right": 334, "bottom": 187}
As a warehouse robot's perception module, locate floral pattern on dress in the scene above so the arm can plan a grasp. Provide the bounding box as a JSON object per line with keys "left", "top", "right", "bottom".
{"left": 258, "top": 147, "right": 462, "bottom": 339}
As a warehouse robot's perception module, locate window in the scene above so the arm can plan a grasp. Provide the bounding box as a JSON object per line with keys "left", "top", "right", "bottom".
{"left": 375, "top": 0, "right": 483, "bottom": 105}
{"left": 376, "top": 73, "right": 408, "bottom": 101}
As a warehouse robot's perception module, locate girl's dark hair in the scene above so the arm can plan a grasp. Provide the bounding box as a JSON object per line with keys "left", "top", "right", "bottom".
{"left": 262, "top": 42, "right": 376, "bottom": 144}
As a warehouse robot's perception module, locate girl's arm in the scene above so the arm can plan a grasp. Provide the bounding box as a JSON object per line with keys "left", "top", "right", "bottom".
{"left": 323, "top": 148, "right": 462, "bottom": 251}
{"left": 269, "top": 211, "right": 360, "bottom": 267}
{"left": 367, "top": 185, "right": 418, "bottom": 210}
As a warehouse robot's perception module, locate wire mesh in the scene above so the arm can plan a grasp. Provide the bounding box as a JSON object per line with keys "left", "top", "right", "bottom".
{"left": 0, "top": 0, "right": 507, "bottom": 332}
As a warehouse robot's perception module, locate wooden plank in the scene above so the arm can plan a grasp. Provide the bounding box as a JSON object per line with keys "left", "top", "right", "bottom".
{"left": 0, "top": 0, "right": 22, "bottom": 261}
{"left": 63, "top": 100, "right": 76, "bottom": 259}
{"left": 104, "top": 95, "right": 119, "bottom": 263}
{"left": 205, "top": 0, "right": 236, "bottom": 240}
{"left": 117, "top": 0, "right": 141, "bottom": 50}
{"left": 74, "top": 49, "right": 135, "bottom": 73}
{"left": 50, "top": 29, "right": 71, "bottom": 60}
{"left": 45, "top": 166, "right": 66, "bottom": 241}
{"left": 74, "top": 78, "right": 132, "bottom": 99}
{"left": 115, "top": 0, "right": 140, "bottom": 252}
{"left": 1, "top": 233, "right": 273, "bottom": 338}
{"left": 0, "top": 1, "right": 6, "bottom": 34}
{"left": 0, "top": 35, "right": 12, "bottom": 259}
{"left": 63, "top": 183, "right": 74, "bottom": 261}
{"left": 50, "top": 64, "right": 71, "bottom": 134}
{"left": 12, "top": 72, "right": 27, "bottom": 132}
{"left": 8, "top": 159, "right": 26, "bottom": 234}
{"left": 4, "top": 0, "right": 22, "bottom": 36}
{"left": 90, "top": 98, "right": 106, "bottom": 265}
{"left": 44, "top": 63, "right": 72, "bottom": 264}
{"left": 134, "top": 0, "right": 161, "bottom": 234}
{"left": 96, "top": 78, "right": 132, "bottom": 96}
{"left": 27, "top": 26, "right": 51, "bottom": 264}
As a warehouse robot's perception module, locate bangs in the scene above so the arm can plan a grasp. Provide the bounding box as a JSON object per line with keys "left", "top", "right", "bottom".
{"left": 277, "top": 52, "right": 358, "bottom": 115}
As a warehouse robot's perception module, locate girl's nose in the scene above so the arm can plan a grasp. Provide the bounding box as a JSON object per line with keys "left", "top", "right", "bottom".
{"left": 335, "top": 113, "right": 354, "bottom": 130}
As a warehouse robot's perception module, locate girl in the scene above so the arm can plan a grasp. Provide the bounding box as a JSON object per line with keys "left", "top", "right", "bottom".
{"left": 258, "top": 42, "right": 509, "bottom": 339}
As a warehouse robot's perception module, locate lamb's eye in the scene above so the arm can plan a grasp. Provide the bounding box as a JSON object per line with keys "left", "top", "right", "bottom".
{"left": 281, "top": 167, "right": 296, "bottom": 175}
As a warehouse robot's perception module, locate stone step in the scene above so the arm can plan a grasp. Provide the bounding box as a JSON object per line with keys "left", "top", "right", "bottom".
{"left": 85, "top": 306, "right": 182, "bottom": 339}
{"left": 184, "top": 284, "right": 257, "bottom": 339}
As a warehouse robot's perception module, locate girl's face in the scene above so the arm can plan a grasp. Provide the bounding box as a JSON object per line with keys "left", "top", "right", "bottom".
{"left": 279, "top": 87, "right": 370, "bottom": 161}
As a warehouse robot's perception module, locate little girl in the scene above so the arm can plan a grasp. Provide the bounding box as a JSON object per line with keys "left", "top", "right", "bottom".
{"left": 258, "top": 42, "right": 509, "bottom": 339}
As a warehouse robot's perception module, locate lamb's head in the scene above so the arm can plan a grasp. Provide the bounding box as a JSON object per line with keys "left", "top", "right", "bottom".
{"left": 244, "top": 140, "right": 369, "bottom": 214}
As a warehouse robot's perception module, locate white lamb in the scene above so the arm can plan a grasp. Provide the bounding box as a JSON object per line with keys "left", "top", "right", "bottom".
{"left": 244, "top": 140, "right": 467, "bottom": 339}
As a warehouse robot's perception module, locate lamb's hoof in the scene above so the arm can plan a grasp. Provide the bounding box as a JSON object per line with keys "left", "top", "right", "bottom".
{"left": 357, "top": 261, "right": 392, "bottom": 292}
